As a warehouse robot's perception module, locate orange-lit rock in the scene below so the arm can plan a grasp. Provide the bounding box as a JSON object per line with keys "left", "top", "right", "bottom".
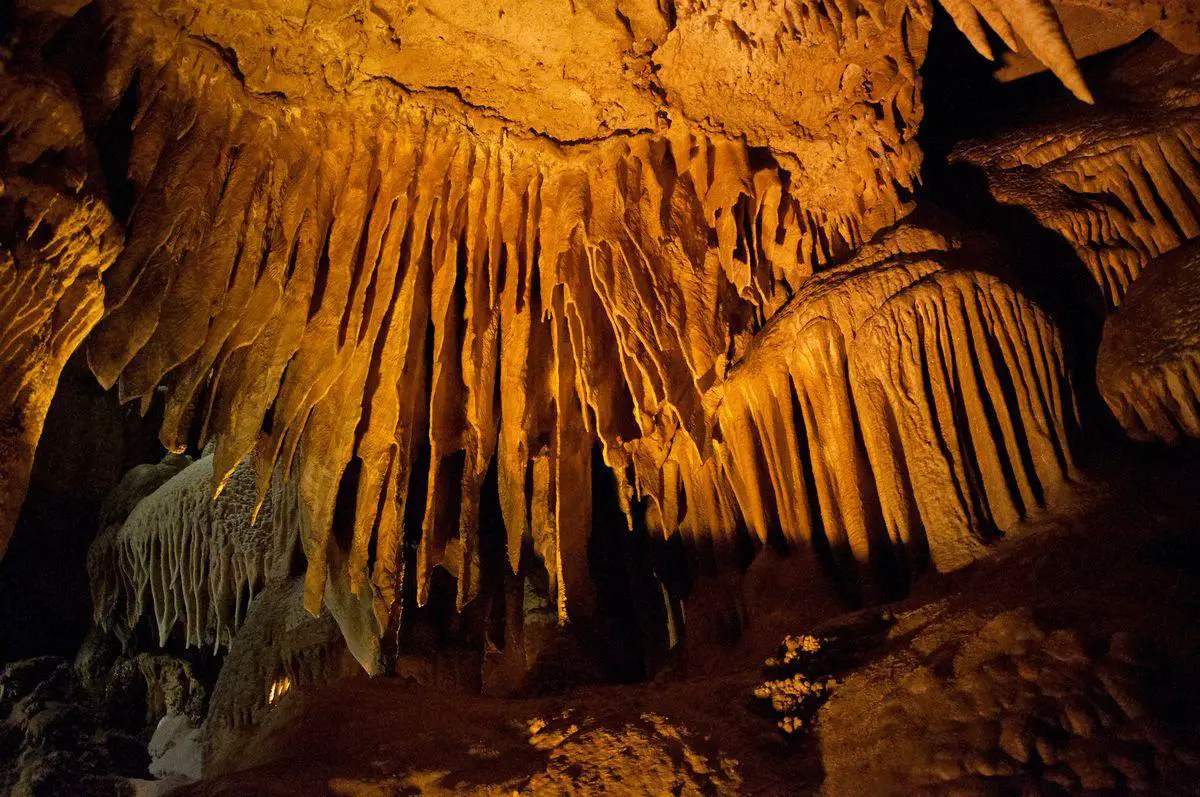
{"left": 1098, "top": 238, "right": 1200, "bottom": 442}
{"left": 0, "top": 0, "right": 1178, "bottom": 687}
{"left": 636, "top": 224, "right": 1076, "bottom": 586}
{"left": 954, "top": 41, "right": 1200, "bottom": 308}
{"left": 8, "top": 0, "right": 1200, "bottom": 792}
{"left": 0, "top": 59, "right": 122, "bottom": 559}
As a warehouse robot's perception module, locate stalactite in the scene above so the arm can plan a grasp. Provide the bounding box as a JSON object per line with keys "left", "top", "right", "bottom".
{"left": 3, "top": 0, "right": 1101, "bottom": 668}
{"left": 945, "top": 0, "right": 1093, "bottom": 102}
{"left": 850, "top": 270, "right": 1077, "bottom": 570}
{"left": 89, "top": 456, "right": 296, "bottom": 650}
{"left": 76, "top": 12, "right": 871, "bottom": 641}
{"left": 953, "top": 45, "right": 1200, "bottom": 308}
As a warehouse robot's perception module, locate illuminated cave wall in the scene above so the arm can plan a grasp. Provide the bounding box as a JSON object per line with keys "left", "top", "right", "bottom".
{"left": 1, "top": 0, "right": 1200, "bottom": 680}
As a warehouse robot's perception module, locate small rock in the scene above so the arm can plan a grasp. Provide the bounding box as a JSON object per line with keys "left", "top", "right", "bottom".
{"left": 1063, "top": 700, "right": 1095, "bottom": 737}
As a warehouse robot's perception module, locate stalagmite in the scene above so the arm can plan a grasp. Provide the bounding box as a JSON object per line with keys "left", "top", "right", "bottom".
{"left": 203, "top": 578, "right": 359, "bottom": 772}
{"left": 1098, "top": 239, "right": 1200, "bottom": 443}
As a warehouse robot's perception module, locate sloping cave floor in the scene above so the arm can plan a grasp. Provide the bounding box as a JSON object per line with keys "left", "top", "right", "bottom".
{"left": 175, "top": 442, "right": 1200, "bottom": 796}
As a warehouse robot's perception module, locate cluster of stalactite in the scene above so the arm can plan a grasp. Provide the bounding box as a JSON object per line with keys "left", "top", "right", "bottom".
{"left": 0, "top": 0, "right": 1117, "bottom": 674}
{"left": 88, "top": 457, "right": 295, "bottom": 650}
{"left": 77, "top": 11, "right": 934, "bottom": 635}
{"left": 953, "top": 43, "right": 1200, "bottom": 309}
{"left": 633, "top": 227, "right": 1078, "bottom": 588}
{"left": 59, "top": 0, "right": 1092, "bottom": 653}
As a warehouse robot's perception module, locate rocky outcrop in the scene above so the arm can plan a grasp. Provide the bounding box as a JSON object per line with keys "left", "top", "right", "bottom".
{"left": 819, "top": 611, "right": 1200, "bottom": 795}
{"left": 0, "top": 35, "right": 123, "bottom": 558}
{"left": 202, "top": 578, "right": 359, "bottom": 776}
{"left": 0, "top": 656, "right": 149, "bottom": 797}
{"left": 1098, "top": 239, "right": 1200, "bottom": 442}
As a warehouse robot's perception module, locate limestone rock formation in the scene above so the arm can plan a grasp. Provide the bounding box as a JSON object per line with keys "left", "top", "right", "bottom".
{"left": 819, "top": 611, "right": 1200, "bottom": 795}
{"left": 954, "top": 40, "right": 1200, "bottom": 308}
{"left": 1098, "top": 238, "right": 1200, "bottom": 442}
{"left": 637, "top": 225, "right": 1077, "bottom": 588}
{"left": 0, "top": 0, "right": 1091, "bottom": 644}
{"left": 0, "top": 656, "right": 150, "bottom": 797}
{"left": 0, "top": 45, "right": 123, "bottom": 559}
{"left": 1058, "top": 0, "right": 1200, "bottom": 54}
{"left": 203, "top": 578, "right": 358, "bottom": 775}
{"left": 9, "top": 0, "right": 1200, "bottom": 791}
{"left": 995, "top": 0, "right": 1200, "bottom": 84}
{"left": 0, "top": 0, "right": 1151, "bottom": 683}
{"left": 88, "top": 456, "right": 294, "bottom": 652}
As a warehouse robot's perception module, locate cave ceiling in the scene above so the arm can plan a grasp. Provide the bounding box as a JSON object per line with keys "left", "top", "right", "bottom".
{"left": 3, "top": 0, "right": 1200, "bottom": 675}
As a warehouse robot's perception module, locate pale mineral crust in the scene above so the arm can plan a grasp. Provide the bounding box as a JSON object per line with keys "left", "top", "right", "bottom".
{"left": 1098, "top": 238, "right": 1200, "bottom": 442}
{"left": 88, "top": 456, "right": 293, "bottom": 652}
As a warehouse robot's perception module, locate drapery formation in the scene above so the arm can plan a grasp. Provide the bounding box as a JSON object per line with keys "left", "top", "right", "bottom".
{"left": 632, "top": 229, "right": 1077, "bottom": 587}
{"left": 3, "top": 0, "right": 1114, "bottom": 665}
{"left": 89, "top": 457, "right": 293, "bottom": 651}
{"left": 954, "top": 43, "right": 1200, "bottom": 309}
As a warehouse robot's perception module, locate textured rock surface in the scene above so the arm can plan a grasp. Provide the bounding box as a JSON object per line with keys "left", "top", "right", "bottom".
{"left": 0, "top": 656, "right": 150, "bottom": 796}
{"left": 820, "top": 610, "right": 1200, "bottom": 795}
{"left": 88, "top": 456, "right": 295, "bottom": 652}
{"left": 996, "top": 0, "right": 1200, "bottom": 84}
{"left": 637, "top": 224, "right": 1077, "bottom": 590}
{"left": 0, "top": 0, "right": 1181, "bottom": 689}
{"left": 0, "top": 40, "right": 123, "bottom": 558}
{"left": 203, "top": 578, "right": 359, "bottom": 774}
{"left": 1098, "top": 238, "right": 1200, "bottom": 442}
{"left": 955, "top": 40, "right": 1200, "bottom": 308}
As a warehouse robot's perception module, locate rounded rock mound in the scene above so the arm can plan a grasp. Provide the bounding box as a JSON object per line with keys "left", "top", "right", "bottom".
{"left": 1098, "top": 239, "right": 1200, "bottom": 443}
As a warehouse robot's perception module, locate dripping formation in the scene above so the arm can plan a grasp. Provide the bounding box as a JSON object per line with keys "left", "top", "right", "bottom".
{"left": 88, "top": 457, "right": 296, "bottom": 652}
{"left": 5, "top": 0, "right": 1199, "bottom": 689}
{"left": 60, "top": 0, "right": 1096, "bottom": 663}
{"left": 633, "top": 225, "right": 1077, "bottom": 593}
{"left": 953, "top": 41, "right": 1200, "bottom": 308}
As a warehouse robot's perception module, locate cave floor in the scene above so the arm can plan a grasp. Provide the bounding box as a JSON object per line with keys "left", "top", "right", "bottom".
{"left": 176, "top": 443, "right": 1200, "bottom": 796}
